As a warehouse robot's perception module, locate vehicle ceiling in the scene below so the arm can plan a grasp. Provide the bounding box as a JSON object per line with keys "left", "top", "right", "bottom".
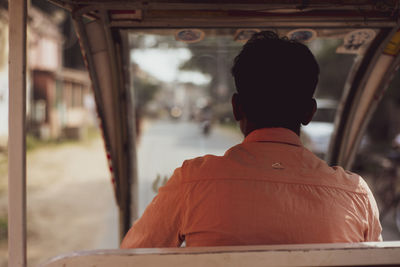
{"left": 51, "top": 0, "right": 399, "bottom": 28}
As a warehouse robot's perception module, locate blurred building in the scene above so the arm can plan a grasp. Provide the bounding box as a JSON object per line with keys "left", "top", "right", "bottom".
{"left": 0, "top": 5, "right": 94, "bottom": 142}
{"left": 0, "top": 8, "right": 8, "bottom": 147}
{"left": 29, "top": 7, "right": 94, "bottom": 140}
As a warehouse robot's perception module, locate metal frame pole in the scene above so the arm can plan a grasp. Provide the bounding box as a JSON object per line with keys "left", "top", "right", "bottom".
{"left": 8, "top": 0, "right": 27, "bottom": 266}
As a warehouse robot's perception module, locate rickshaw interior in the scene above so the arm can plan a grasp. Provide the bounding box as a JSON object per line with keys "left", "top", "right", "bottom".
{"left": 5, "top": 0, "right": 400, "bottom": 266}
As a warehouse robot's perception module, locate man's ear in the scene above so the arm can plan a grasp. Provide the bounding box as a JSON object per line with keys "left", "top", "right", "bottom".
{"left": 232, "top": 93, "right": 244, "bottom": 121}
{"left": 301, "top": 98, "right": 317, "bottom": 126}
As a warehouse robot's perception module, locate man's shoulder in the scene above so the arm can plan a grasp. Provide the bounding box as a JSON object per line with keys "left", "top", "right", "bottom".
{"left": 288, "top": 148, "right": 371, "bottom": 195}
{"left": 175, "top": 147, "right": 250, "bottom": 184}
{"left": 180, "top": 154, "right": 225, "bottom": 178}
{"left": 326, "top": 165, "right": 371, "bottom": 195}
{"left": 179, "top": 143, "right": 243, "bottom": 173}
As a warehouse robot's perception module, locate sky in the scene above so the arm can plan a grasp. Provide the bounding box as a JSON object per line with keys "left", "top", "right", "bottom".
{"left": 130, "top": 48, "right": 211, "bottom": 85}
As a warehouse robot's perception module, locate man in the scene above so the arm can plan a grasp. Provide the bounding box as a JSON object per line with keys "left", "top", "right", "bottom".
{"left": 121, "top": 31, "right": 382, "bottom": 248}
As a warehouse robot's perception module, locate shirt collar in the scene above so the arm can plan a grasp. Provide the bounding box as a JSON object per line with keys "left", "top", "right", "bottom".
{"left": 242, "top": 127, "right": 302, "bottom": 147}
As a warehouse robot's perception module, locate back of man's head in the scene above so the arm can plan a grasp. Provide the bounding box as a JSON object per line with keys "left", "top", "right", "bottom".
{"left": 231, "top": 31, "right": 320, "bottom": 130}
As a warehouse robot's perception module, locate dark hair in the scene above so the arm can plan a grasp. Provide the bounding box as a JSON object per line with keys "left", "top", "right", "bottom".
{"left": 231, "top": 31, "right": 319, "bottom": 129}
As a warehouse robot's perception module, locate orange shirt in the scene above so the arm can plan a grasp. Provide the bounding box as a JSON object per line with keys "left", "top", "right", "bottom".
{"left": 121, "top": 128, "right": 382, "bottom": 248}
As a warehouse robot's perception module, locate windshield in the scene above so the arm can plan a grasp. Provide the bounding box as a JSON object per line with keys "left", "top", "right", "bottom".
{"left": 127, "top": 28, "right": 374, "bottom": 215}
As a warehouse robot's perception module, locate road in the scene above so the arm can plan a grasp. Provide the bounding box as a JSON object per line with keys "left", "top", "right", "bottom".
{"left": 0, "top": 135, "right": 119, "bottom": 267}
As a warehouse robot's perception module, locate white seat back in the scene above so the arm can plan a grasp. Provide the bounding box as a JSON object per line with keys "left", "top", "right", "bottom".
{"left": 39, "top": 242, "right": 400, "bottom": 267}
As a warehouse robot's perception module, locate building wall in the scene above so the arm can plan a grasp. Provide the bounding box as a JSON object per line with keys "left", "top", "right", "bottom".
{"left": 0, "top": 11, "right": 8, "bottom": 143}
{"left": 0, "top": 6, "right": 94, "bottom": 142}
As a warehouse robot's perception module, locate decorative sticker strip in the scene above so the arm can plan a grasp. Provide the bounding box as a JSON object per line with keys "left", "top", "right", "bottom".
{"left": 337, "top": 29, "right": 376, "bottom": 54}
{"left": 234, "top": 29, "right": 260, "bottom": 42}
{"left": 175, "top": 29, "right": 205, "bottom": 43}
{"left": 383, "top": 30, "right": 400, "bottom": 56}
{"left": 287, "top": 29, "right": 317, "bottom": 43}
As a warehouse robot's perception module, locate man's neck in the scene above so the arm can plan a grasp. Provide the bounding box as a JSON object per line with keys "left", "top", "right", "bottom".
{"left": 243, "top": 123, "right": 300, "bottom": 137}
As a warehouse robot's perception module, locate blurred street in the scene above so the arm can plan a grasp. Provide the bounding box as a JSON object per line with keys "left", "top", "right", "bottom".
{"left": 0, "top": 134, "right": 119, "bottom": 267}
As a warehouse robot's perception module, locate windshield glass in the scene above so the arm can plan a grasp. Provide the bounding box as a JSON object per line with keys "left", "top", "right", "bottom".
{"left": 128, "top": 28, "right": 375, "bottom": 215}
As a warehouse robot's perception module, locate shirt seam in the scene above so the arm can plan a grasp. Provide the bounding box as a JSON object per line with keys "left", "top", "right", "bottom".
{"left": 180, "top": 177, "right": 369, "bottom": 196}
